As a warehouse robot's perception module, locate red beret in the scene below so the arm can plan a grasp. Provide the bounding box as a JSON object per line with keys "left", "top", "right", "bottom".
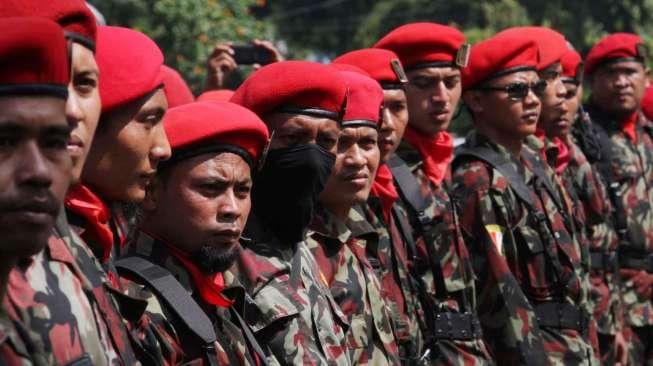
{"left": 333, "top": 48, "right": 407, "bottom": 89}
{"left": 197, "top": 89, "right": 235, "bottom": 103}
{"left": 230, "top": 61, "right": 347, "bottom": 121}
{"left": 497, "top": 27, "right": 567, "bottom": 70}
{"left": 96, "top": 26, "right": 164, "bottom": 113}
{"left": 339, "top": 71, "right": 383, "bottom": 129}
{"left": 0, "top": 0, "right": 97, "bottom": 52}
{"left": 161, "top": 65, "right": 194, "bottom": 108}
{"left": 374, "top": 22, "right": 467, "bottom": 70}
{"left": 462, "top": 33, "right": 539, "bottom": 91}
{"left": 561, "top": 47, "right": 583, "bottom": 83}
{"left": 585, "top": 33, "right": 646, "bottom": 76}
{"left": 0, "top": 17, "right": 69, "bottom": 99}
{"left": 163, "top": 101, "right": 269, "bottom": 166}
{"left": 330, "top": 63, "right": 368, "bottom": 75}
{"left": 642, "top": 83, "right": 653, "bottom": 121}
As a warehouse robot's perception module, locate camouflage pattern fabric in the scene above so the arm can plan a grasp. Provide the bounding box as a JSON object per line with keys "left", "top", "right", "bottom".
{"left": 585, "top": 107, "right": 653, "bottom": 364}
{"left": 121, "top": 230, "right": 274, "bottom": 366}
{"left": 564, "top": 137, "right": 624, "bottom": 338}
{"left": 306, "top": 205, "right": 400, "bottom": 365}
{"left": 5, "top": 228, "right": 122, "bottom": 366}
{"left": 452, "top": 132, "right": 594, "bottom": 365}
{"left": 390, "top": 143, "right": 494, "bottom": 365}
{"left": 0, "top": 301, "right": 33, "bottom": 366}
{"left": 235, "top": 215, "right": 350, "bottom": 366}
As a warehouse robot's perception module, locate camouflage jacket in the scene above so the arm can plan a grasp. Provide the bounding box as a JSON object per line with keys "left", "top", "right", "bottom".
{"left": 5, "top": 224, "right": 124, "bottom": 366}
{"left": 452, "top": 132, "right": 594, "bottom": 365}
{"left": 585, "top": 107, "right": 653, "bottom": 328}
{"left": 237, "top": 215, "right": 350, "bottom": 366}
{"left": 358, "top": 199, "right": 424, "bottom": 362}
{"left": 390, "top": 144, "right": 494, "bottom": 365}
{"left": 564, "top": 137, "right": 624, "bottom": 336}
{"left": 0, "top": 300, "right": 32, "bottom": 366}
{"left": 121, "top": 230, "right": 274, "bottom": 366}
{"left": 306, "top": 205, "right": 399, "bottom": 365}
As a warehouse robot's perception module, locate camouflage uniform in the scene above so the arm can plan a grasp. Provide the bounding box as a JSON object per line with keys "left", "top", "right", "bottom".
{"left": 563, "top": 136, "right": 625, "bottom": 362}
{"left": 236, "top": 215, "right": 350, "bottom": 366}
{"left": 385, "top": 143, "right": 494, "bottom": 365}
{"left": 121, "top": 230, "right": 276, "bottom": 366}
{"left": 5, "top": 223, "right": 126, "bottom": 365}
{"left": 585, "top": 106, "right": 653, "bottom": 364}
{"left": 0, "top": 301, "right": 32, "bottom": 366}
{"left": 306, "top": 205, "right": 400, "bottom": 365}
{"left": 451, "top": 132, "right": 594, "bottom": 365}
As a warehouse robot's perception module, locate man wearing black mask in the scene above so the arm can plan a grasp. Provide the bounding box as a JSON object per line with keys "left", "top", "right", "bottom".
{"left": 230, "top": 61, "right": 351, "bottom": 365}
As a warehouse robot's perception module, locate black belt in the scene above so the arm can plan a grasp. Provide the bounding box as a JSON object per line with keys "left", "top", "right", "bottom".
{"left": 590, "top": 251, "right": 619, "bottom": 272}
{"left": 433, "top": 312, "right": 482, "bottom": 340}
{"left": 534, "top": 302, "right": 588, "bottom": 334}
{"left": 619, "top": 251, "right": 653, "bottom": 272}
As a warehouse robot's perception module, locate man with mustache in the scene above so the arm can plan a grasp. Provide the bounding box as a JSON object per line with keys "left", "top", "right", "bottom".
{"left": 118, "top": 101, "right": 274, "bottom": 365}
{"left": 306, "top": 68, "right": 399, "bottom": 365}
{"left": 0, "top": 17, "right": 72, "bottom": 365}
{"left": 230, "top": 61, "right": 351, "bottom": 365}
{"left": 1, "top": 2, "right": 146, "bottom": 364}
{"left": 584, "top": 33, "right": 653, "bottom": 365}
{"left": 559, "top": 47, "right": 629, "bottom": 365}
{"left": 452, "top": 32, "right": 592, "bottom": 364}
{"left": 373, "top": 24, "right": 493, "bottom": 364}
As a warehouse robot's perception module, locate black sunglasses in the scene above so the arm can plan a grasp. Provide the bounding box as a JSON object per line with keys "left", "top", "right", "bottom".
{"left": 479, "top": 79, "right": 548, "bottom": 100}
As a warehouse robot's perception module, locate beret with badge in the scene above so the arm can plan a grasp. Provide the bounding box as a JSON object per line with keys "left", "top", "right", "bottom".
{"left": 585, "top": 33, "right": 647, "bottom": 76}
{"left": 333, "top": 48, "right": 408, "bottom": 89}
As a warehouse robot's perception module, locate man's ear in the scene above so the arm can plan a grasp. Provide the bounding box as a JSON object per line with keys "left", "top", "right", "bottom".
{"left": 644, "top": 67, "right": 651, "bottom": 88}
{"left": 141, "top": 174, "right": 163, "bottom": 212}
{"left": 462, "top": 90, "right": 483, "bottom": 115}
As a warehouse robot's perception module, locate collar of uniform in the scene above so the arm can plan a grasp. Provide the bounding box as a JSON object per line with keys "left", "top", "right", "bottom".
{"left": 308, "top": 204, "right": 352, "bottom": 244}
{"left": 0, "top": 301, "right": 30, "bottom": 359}
{"left": 346, "top": 205, "right": 378, "bottom": 241}
{"left": 466, "top": 130, "right": 529, "bottom": 179}
{"left": 394, "top": 139, "right": 423, "bottom": 170}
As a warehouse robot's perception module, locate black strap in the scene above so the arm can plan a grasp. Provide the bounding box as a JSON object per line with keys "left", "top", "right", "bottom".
{"left": 534, "top": 302, "right": 588, "bottom": 334}
{"left": 590, "top": 251, "right": 619, "bottom": 272}
{"left": 114, "top": 256, "right": 220, "bottom": 365}
{"left": 432, "top": 312, "right": 483, "bottom": 340}
{"left": 619, "top": 251, "right": 653, "bottom": 272}
{"left": 388, "top": 154, "right": 433, "bottom": 215}
{"left": 454, "top": 146, "right": 534, "bottom": 208}
{"left": 230, "top": 307, "right": 270, "bottom": 366}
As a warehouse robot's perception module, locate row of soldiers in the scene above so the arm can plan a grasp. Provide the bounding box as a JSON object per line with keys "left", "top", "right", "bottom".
{"left": 1, "top": 1, "right": 653, "bottom": 365}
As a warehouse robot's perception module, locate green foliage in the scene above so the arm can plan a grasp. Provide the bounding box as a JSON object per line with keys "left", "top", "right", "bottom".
{"left": 90, "top": 0, "right": 271, "bottom": 93}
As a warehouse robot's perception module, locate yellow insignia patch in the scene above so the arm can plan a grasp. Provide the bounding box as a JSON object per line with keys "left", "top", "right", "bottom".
{"left": 485, "top": 224, "right": 504, "bottom": 256}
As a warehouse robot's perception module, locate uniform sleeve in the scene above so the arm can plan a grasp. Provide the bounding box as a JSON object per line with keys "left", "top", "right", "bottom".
{"left": 452, "top": 160, "right": 547, "bottom": 366}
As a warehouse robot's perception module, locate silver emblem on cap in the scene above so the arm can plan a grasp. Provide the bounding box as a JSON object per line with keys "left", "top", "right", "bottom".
{"left": 391, "top": 59, "right": 408, "bottom": 83}
{"left": 456, "top": 44, "right": 471, "bottom": 68}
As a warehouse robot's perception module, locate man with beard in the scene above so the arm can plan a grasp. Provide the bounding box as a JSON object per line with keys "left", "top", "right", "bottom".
{"left": 583, "top": 33, "right": 653, "bottom": 365}
{"left": 1, "top": 2, "right": 144, "bottom": 365}
{"left": 0, "top": 17, "right": 72, "bottom": 365}
{"left": 452, "top": 32, "right": 592, "bottom": 364}
{"left": 372, "top": 24, "right": 493, "bottom": 364}
{"left": 230, "top": 61, "right": 351, "bottom": 365}
{"left": 559, "top": 47, "right": 629, "bottom": 365}
{"left": 119, "top": 101, "right": 274, "bottom": 365}
{"left": 305, "top": 68, "right": 400, "bottom": 365}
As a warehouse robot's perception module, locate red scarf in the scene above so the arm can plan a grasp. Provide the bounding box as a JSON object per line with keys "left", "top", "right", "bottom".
{"left": 402, "top": 127, "right": 453, "bottom": 187}
{"left": 65, "top": 184, "right": 115, "bottom": 263}
{"left": 166, "top": 244, "right": 233, "bottom": 308}
{"left": 370, "top": 164, "right": 399, "bottom": 223}
{"left": 534, "top": 129, "right": 571, "bottom": 176}
{"left": 621, "top": 112, "right": 638, "bottom": 143}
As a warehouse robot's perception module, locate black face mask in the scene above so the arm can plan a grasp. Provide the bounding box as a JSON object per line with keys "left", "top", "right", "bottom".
{"left": 252, "top": 143, "right": 335, "bottom": 244}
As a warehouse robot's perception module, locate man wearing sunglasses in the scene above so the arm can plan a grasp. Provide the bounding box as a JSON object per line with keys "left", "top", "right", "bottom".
{"left": 373, "top": 23, "right": 493, "bottom": 365}
{"left": 452, "top": 32, "right": 593, "bottom": 365}
{"left": 584, "top": 33, "right": 653, "bottom": 366}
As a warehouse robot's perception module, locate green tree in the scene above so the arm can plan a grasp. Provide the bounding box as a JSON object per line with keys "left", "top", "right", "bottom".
{"left": 90, "top": 0, "right": 272, "bottom": 93}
